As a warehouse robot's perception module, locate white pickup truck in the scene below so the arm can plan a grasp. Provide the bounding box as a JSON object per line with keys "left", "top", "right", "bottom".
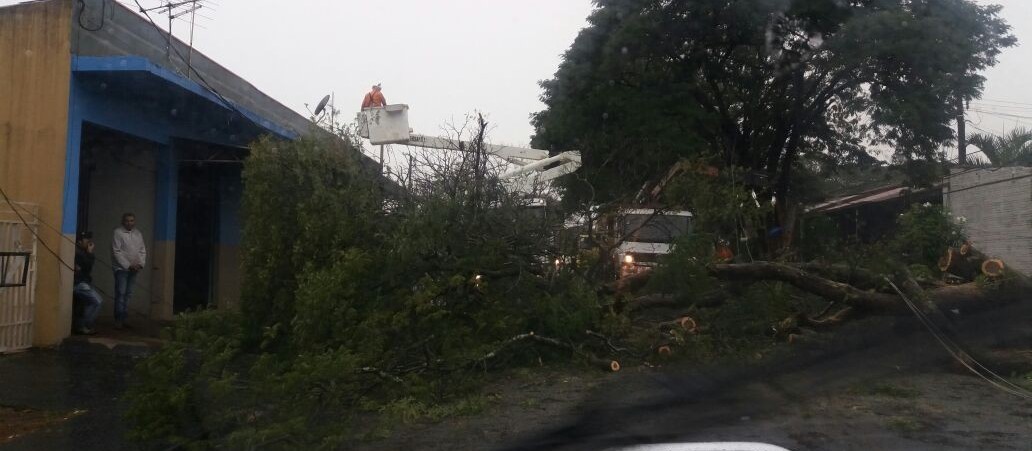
{"left": 611, "top": 209, "right": 693, "bottom": 278}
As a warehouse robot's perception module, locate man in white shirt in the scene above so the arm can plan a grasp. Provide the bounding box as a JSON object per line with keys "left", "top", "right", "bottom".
{"left": 111, "top": 212, "right": 146, "bottom": 329}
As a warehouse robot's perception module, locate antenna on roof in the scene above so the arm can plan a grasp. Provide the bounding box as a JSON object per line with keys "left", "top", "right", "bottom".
{"left": 140, "top": 0, "right": 210, "bottom": 75}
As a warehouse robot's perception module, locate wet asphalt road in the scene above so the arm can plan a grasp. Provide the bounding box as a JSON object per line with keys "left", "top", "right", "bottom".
{"left": 0, "top": 345, "right": 142, "bottom": 450}
{"left": 1, "top": 300, "right": 1030, "bottom": 450}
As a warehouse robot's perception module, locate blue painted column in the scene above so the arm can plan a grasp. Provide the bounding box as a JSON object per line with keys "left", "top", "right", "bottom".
{"left": 61, "top": 80, "right": 83, "bottom": 235}
{"left": 150, "top": 144, "right": 178, "bottom": 320}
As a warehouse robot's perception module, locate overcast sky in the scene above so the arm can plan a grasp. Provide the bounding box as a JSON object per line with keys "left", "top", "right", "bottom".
{"left": 4, "top": 0, "right": 1030, "bottom": 158}
{"left": 966, "top": 0, "right": 1032, "bottom": 159}
{"left": 128, "top": 0, "right": 596, "bottom": 149}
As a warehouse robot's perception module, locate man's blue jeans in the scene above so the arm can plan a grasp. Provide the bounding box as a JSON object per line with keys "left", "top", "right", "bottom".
{"left": 73, "top": 282, "right": 102, "bottom": 330}
{"left": 113, "top": 270, "right": 138, "bottom": 322}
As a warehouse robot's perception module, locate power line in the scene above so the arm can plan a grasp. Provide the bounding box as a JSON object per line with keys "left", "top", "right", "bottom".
{"left": 885, "top": 278, "right": 1032, "bottom": 400}
{"left": 1, "top": 183, "right": 168, "bottom": 318}
{"left": 968, "top": 110, "right": 1032, "bottom": 129}
{"left": 970, "top": 102, "right": 1032, "bottom": 112}
{"left": 973, "top": 97, "right": 1032, "bottom": 107}
{"left": 130, "top": 0, "right": 270, "bottom": 136}
{"left": 0, "top": 186, "right": 75, "bottom": 272}
{"left": 969, "top": 109, "right": 1032, "bottom": 122}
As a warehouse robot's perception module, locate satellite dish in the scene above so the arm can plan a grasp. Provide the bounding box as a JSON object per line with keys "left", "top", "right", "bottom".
{"left": 313, "top": 94, "right": 331, "bottom": 116}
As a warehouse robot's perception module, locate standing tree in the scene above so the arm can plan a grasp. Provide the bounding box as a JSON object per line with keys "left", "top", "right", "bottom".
{"left": 968, "top": 127, "right": 1032, "bottom": 166}
{"left": 532, "top": 0, "right": 1015, "bottom": 225}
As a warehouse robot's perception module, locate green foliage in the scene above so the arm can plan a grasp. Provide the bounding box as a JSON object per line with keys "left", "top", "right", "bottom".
{"left": 859, "top": 383, "right": 921, "bottom": 399}
{"left": 1015, "top": 371, "right": 1032, "bottom": 391}
{"left": 646, "top": 233, "right": 719, "bottom": 297}
{"left": 533, "top": 0, "right": 1015, "bottom": 206}
{"left": 240, "top": 135, "right": 383, "bottom": 348}
{"left": 127, "top": 130, "right": 614, "bottom": 447}
{"left": 798, "top": 215, "right": 843, "bottom": 262}
{"left": 661, "top": 164, "right": 771, "bottom": 236}
{"left": 885, "top": 416, "right": 932, "bottom": 433}
{"left": 379, "top": 394, "right": 494, "bottom": 424}
{"left": 658, "top": 282, "right": 803, "bottom": 362}
{"left": 125, "top": 310, "right": 245, "bottom": 449}
{"left": 891, "top": 203, "right": 966, "bottom": 270}
{"left": 968, "top": 127, "right": 1032, "bottom": 166}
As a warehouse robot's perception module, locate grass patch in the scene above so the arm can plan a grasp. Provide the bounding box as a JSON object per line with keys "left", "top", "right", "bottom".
{"left": 1012, "top": 371, "right": 1032, "bottom": 391}
{"left": 854, "top": 383, "right": 921, "bottom": 399}
{"left": 885, "top": 416, "right": 929, "bottom": 433}
{"left": 380, "top": 394, "right": 497, "bottom": 424}
{"left": 519, "top": 398, "right": 540, "bottom": 408}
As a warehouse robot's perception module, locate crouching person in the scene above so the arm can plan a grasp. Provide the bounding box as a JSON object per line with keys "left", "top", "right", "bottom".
{"left": 73, "top": 231, "right": 102, "bottom": 335}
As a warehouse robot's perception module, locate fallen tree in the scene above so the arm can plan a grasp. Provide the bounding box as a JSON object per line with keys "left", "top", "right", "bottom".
{"left": 941, "top": 243, "right": 1022, "bottom": 282}
{"left": 619, "top": 246, "right": 1030, "bottom": 327}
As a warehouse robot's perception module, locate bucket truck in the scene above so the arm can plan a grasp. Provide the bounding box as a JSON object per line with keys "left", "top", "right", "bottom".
{"left": 355, "top": 105, "right": 581, "bottom": 192}
{"left": 355, "top": 104, "right": 692, "bottom": 279}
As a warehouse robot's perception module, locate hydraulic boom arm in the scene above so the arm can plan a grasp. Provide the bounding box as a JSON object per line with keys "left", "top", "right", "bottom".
{"left": 357, "top": 105, "right": 581, "bottom": 185}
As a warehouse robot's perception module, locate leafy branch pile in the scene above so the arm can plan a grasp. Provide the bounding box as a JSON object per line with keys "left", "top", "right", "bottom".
{"left": 126, "top": 131, "right": 617, "bottom": 449}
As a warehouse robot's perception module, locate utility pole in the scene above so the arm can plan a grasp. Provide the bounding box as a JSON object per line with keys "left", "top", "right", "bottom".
{"left": 166, "top": 2, "right": 173, "bottom": 60}
{"left": 957, "top": 97, "right": 967, "bottom": 165}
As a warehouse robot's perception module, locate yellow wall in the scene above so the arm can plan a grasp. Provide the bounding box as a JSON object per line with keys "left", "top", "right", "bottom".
{"left": 0, "top": 0, "right": 74, "bottom": 346}
{"left": 151, "top": 241, "right": 175, "bottom": 320}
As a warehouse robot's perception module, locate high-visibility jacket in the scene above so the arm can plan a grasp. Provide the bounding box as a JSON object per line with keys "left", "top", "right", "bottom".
{"left": 361, "top": 91, "right": 386, "bottom": 109}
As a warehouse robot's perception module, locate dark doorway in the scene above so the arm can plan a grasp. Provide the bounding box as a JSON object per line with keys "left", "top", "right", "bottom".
{"left": 174, "top": 163, "right": 217, "bottom": 313}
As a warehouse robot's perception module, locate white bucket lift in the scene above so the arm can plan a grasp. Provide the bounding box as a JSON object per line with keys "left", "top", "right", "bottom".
{"left": 356, "top": 104, "right": 412, "bottom": 145}
{"left": 356, "top": 105, "right": 581, "bottom": 187}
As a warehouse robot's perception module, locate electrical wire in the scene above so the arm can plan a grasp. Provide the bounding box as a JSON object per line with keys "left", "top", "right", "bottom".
{"left": 0, "top": 186, "right": 75, "bottom": 272}
{"left": 884, "top": 278, "right": 1032, "bottom": 400}
{"left": 77, "top": 0, "right": 107, "bottom": 32}
{"left": 974, "top": 97, "right": 1032, "bottom": 107}
{"left": 1, "top": 183, "right": 168, "bottom": 319}
{"left": 131, "top": 0, "right": 272, "bottom": 136}
{"left": 969, "top": 110, "right": 1032, "bottom": 129}
{"left": 970, "top": 109, "right": 1032, "bottom": 122}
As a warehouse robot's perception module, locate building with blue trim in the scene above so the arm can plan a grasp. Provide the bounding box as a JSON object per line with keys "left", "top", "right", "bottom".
{"left": 1, "top": 0, "right": 353, "bottom": 346}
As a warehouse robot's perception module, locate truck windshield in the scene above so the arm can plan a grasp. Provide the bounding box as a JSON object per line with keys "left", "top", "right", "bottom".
{"left": 621, "top": 213, "right": 690, "bottom": 243}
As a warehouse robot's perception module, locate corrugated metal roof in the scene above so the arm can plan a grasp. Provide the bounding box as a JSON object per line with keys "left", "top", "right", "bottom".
{"left": 808, "top": 185, "right": 910, "bottom": 214}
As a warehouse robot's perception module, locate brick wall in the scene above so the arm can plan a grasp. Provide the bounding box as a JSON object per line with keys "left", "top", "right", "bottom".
{"left": 944, "top": 167, "right": 1032, "bottom": 275}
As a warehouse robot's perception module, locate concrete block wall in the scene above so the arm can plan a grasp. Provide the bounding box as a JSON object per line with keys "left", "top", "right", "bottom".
{"left": 944, "top": 167, "right": 1032, "bottom": 275}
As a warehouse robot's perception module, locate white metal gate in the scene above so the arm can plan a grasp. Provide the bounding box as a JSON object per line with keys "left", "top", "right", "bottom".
{"left": 0, "top": 202, "right": 38, "bottom": 353}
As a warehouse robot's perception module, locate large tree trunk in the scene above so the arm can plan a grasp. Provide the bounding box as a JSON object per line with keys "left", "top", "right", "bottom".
{"left": 791, "top": 262, "right": 885, "bottom": 291}
{"left": 939, "top": 244, "right": 1027, "bottom": 285}
{"left": 708, "top": 261, "right": 1030, "bottom": 313}
{"left": 707, "top": 262, "right": 902, "bottom": 312}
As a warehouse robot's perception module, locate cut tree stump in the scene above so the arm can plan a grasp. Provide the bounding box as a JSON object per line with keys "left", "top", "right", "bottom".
{"left": 939, "top": 245, "right": 1004, "bottom": 281}
{"left": 959, "top": 242, "right": 973, "bottom": 256}
{"left": 982, "top": 259, "right": 1006, "bottom": 278}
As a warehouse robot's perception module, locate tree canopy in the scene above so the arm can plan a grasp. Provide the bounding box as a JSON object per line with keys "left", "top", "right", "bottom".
{"left": 968, "top": 127, "right": 1032, "bottom": 166}
{"left": 532, "top": 0, "right": 1015, "bottom": 208}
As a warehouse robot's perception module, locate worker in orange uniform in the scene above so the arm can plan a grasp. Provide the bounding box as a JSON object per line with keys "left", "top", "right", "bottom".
{"left": 714, "top": 238, "right": 734, "bottom": 263}
{"left": 361, "top": 84, "right": 387, "bottom": 109}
